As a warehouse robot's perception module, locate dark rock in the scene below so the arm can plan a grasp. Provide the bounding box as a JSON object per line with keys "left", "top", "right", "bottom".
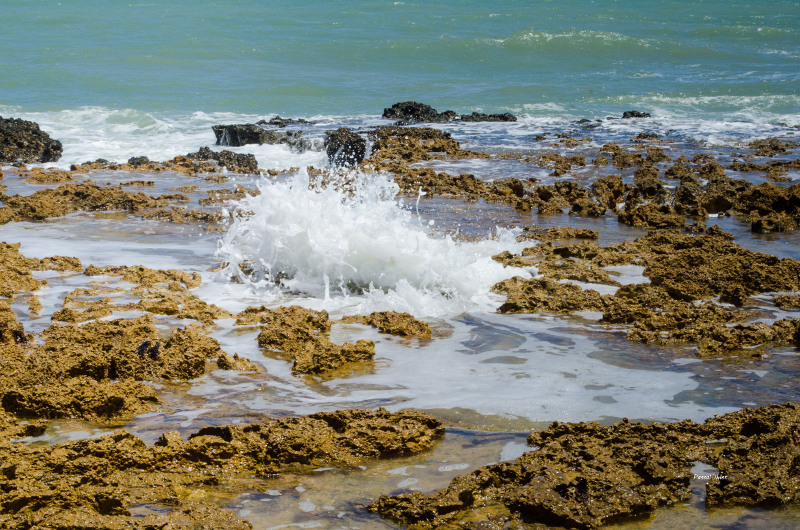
{"left": 187, "top": 147, "right": 259, "bottom": 174}
{"left": 382, "top": 101, "right": 456, "bottom": 123}
{"left": 256, "top": 116, "right": 311, "bottom": 128}
{"left": 0, "top": 116, "right": 63, "bottom": 164}
{"left": 127, "top": 156, "right": 151, "bottom": 167}
{"left": 324, "top": 128, "right": 367, "bottom": 167}
{"left": 674, "top": 182, "right": 706, "bottom": 215}
{"left": 458, "top": 112, "right": 517, "bottom": 122}
{"left": 622, "top": 110, "right": 651, "bottom": 119}
{"left": 212, "top": 124, "right": 303, "bottom": 147}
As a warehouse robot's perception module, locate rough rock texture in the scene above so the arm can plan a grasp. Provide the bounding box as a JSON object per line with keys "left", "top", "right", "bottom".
{"left": 0, "top": 408, "right": 443, "bottom": 529}
{"left": 493, "top": 277, "right": 607, "bottom": 314}
{"left": 324, "top": 127, "right": 367, "bottom": 167}
{"left": 622, "top": 110, "right": 652, "bottom": 118}
{"left": 0, "top": 182, "right": 184, "bottom": 223}
{"left": 381, "top": 102, "right": 517, "bottom": 123}
{"left": 187, "top": 146, "right": 259, "bottom": 174}
{"left": 0, "top": 313, "right": 230, "bottom": 420}
{"left": 368, "top": 126, "right": 488, "bottom": 172}
{"left": 369, "top": 403, "right": 800, "bottom": 529}
{"left": 459, "top": 112, "right": 517, "bottom": 122}
{"left": 341, "top": 311, "right": 433, "bottom": 340}
{"left": 212, "top": 123, "right": 304, "bottom": 148}
{"left": 0, "top": 116, "right": 63, "bottom": 164}
{"left": 382, "top": 101, "right": 457, "bottom": 123}
{"left": 0, "top": 245, "right": 253, "bottom": 421}
{"left": 747, "top": 137, "right": 798, "bottom": 157}
{"left": 236, "top": 306, "right": 376, "bottom": 375}
{"left": 492, "top": 228, "right": 800, "bottom": 356}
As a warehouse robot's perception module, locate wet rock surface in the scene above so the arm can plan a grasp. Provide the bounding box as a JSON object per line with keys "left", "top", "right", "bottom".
{"left": 237, "top": 305, "right": 376, "bottom": 375}
{"left": 0, "top": 116, "right": 63, "bottom": 164}
{"left": 0, "top": 408, "right": 443, "bottom": 529}
{"left": 370, "top": 403, "right": 800, "bottom": 529}
{"left": 341, "top": 311, "right": 433, "bottom": 340}
{"left": 492, "top": 227, "right": 800, "bottom": 356}
{"left": 324, "top": 127, "right": 367, "bottom": 167}
{"left": 212, "top": 123, "right": 304, "bottom": 148}
{"left": 1, "top": 106, "right": 799, "bottom": 528}
{"left": 382, "top": 101, "right": 517, "bottom": 124}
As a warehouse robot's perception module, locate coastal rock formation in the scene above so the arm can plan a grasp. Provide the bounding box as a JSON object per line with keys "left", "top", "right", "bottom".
{"left": 382, "top": 101, "right": 457, "bottom": 123}
{"left": 256, "top": 115, "right": 312, "bottom": 127}
{"left": 0, "top": 116, "right": 63, "bottom": 164}
{"left": 459, "top": 111, "right": 517, "bottom": 122}
{"left": 369, "top": 403, "right": 800, "bottom": 529}
{"left": 0, "top": 182, "right": 185, "bottom": 223}
{"left": 492, "top": 227, "right": 800, "bottom": 356}
{"left": 212, "top": 123, "right": 304, "bottom": 148}
{"left": 0, "top": 408, "right": 443, "bottom": 529}
{"left": 324, "top": 127, "right": 367, "bottom": 167}
{"left": 236, "top": 305, "right": 376, "bottom": 375}
{"left": 622, "top": 110, "right": 652, "bottom": 118}
{"left": 341, "top": 311, "right": 433, "bottom": 339}
{"left": 382, "top": 101, "right": 517, "bottom": 123}
{"left": 187, "top": 146, "right": 259, "bottom": 174}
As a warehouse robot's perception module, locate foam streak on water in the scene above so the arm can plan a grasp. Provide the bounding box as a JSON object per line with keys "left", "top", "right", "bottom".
{"left": 215, "top": 169, "right": 529, "bottom": 317}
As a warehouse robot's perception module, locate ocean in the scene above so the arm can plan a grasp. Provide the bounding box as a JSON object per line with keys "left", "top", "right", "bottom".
{"left": 2, "top": 1, "right": 800, "bottom": 528}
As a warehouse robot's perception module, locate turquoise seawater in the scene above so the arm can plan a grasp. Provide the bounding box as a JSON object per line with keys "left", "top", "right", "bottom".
{"left": 2, "top": 0, "right": 799, "bottom": 120}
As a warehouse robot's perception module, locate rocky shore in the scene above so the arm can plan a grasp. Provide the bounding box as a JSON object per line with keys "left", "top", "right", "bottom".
{"left": 0, "top": 104, "right": 798, "bottom": 527}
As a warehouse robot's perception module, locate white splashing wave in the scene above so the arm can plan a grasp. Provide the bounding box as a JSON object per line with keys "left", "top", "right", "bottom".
{"left": 215, "top": 169, "right": 531, "bottom": 317}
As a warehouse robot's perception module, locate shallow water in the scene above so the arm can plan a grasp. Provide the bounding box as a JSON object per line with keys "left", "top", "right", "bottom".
{"left": 3, "top": 97, "right": 800, "bottom": 526}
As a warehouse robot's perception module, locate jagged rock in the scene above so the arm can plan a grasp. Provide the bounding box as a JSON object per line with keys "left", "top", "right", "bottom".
{"left": 382, "top": 101, "right": 456, "bottom": 123}
{"left": 187, "top": 146, "right": 259, "bottom": 174}
{"left": 212, "top": 123, "right": 303, "bottom": 147}
{"left": 126, "top": 156, "right": 151, "bottom": 167}
{"left": 369, "top": 403, "right": 800, "bottom": 529}
{"left": 256, "top": 115, "right": 311, "bottom": 128}
{"left": 459, "top": 112, "right": 517, "bottom": 122}
{"left": 622, "top": 110, "right": 651, "bottom": 119}
{"left": 0, "top": 116, "right": 63, "bottom": 164}
{"left": 324, "top": 127, "right": 366, "bottom": 167}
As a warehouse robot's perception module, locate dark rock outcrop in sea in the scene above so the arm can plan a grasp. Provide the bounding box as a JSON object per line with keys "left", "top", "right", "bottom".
{"left": 187, "top": 146, "right": 259, "bottom": 174}
{"left": 382, "top": 101, "right": 517, "bottom": 124}
{"left": 458, "top": 111, "right": 517, "bottom": 122}
{"left": 212, "top": 123, "right": 304, "bottom": 148}
{"left": 256, "top": 115, "right": 311, "bottom": 128}
{"left": 383, "top": 101, "right": 457, "bottom": 123}
{"left": 622, "top": 110, "right": 652, "bottom": 118}
{"left": 0, "top": 116, "right": 63, "bottom": 164}
{"left": 324, "top": 127, "right": 366, "bottom": 167}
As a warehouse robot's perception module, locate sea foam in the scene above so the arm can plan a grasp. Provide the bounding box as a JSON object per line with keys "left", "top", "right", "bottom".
{"left": 215, "top": 168, "right": 530, "bottom": 317}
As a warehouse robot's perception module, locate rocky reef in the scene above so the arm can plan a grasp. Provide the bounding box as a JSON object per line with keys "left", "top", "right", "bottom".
{"left": 492, "top": 227, "right": 800, "bottom": 356}
{"left": 0, "top": 116, "right": 63, "bottom": 164}
{"left": 382, "top": 101, "right": 517, "bottom": 124}
{"left": 0, "top": 408, "right": 443, "bottom": 528}
{"left": 369, "top": 403, "right": 800, "bottom": 529}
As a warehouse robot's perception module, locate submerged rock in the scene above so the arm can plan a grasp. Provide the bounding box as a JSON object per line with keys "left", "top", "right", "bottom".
{"left": 0, "top": 116, "right": 63, "bottom": 164}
